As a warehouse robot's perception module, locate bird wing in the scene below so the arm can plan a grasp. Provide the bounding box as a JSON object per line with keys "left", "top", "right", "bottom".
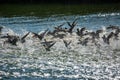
{"left": 48, "top": 42, "right": 56, "bottom": 48}
{"left": 57, "top": 23, "right": 65, "bottom": 28}
{"left": 39, "top": 29, "right": 49, "bottom": 37}
{"left": 72, "top": 18, "right": 78, "bottom": 26}
{"left": 21, "top": 32, "right": 30, "bottom": 40}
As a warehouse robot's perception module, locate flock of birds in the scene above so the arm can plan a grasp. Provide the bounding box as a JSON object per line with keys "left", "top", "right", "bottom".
{"left": 0, "top": 18, "right": 120, "bottom": 51}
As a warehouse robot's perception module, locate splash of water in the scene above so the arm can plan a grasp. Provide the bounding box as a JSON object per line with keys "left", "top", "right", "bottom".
{"left": 0, "top": 13, "right": 120, "bottom": 80}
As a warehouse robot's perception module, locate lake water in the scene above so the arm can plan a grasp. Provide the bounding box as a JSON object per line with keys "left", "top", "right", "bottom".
{"left": 0, "top": 13, "right": 120, "bottom": 80}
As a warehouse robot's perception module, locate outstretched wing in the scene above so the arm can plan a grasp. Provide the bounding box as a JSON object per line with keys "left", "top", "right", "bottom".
{"left": 39, "top": 29, "right": 49, "bottom": 39}
{"left": 57, "top": 23, "right": 65, "bottom": 28}
{"left": 48, "top": 42, "right": 56, "bottom": 49}
{"left": 21, "top": 32, "right": 30, "bottom": 40}
{"left": 72, "top": 18, "right": 78, "bottom": 26}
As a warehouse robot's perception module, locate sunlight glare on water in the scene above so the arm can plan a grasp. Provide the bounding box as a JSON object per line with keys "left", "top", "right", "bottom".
{"left": 0, "top": 13, "right": 120, "bottom": 80}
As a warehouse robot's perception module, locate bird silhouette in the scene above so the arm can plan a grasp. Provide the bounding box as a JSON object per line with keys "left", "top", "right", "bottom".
{"left": 32, "top": 29, "right": 48, "bottom": 40}
{"left": 63, "top": 40, "right": 71, "bottom": 48}
{"left": 64, "top": 18, "right": 78, "bottom": 33}
{"left": 20, "top": 32, "right": 30, "bottom": 43}
{"left": 2, "top": 34, "right": 19, "bottom": 45}
{"left": 42, "top": 39, "right": 56, "bottom": 51}
{"left": 102, "top": 32, "right": 114, "bottom": 44}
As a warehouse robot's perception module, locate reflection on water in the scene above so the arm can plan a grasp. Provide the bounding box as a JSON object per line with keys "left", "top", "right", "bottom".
{"left": 0, "top": 13, "right": 120, "bottom": 80}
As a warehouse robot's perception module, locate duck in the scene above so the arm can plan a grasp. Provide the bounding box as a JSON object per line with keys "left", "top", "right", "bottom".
{"left": 42, "top": 39, "right": 56, "bottom": 51}
{"left": 64, "top": 18, "right": 78, "bottom": 33}
{"left": 63, "top": 40, "right": 71, "bottom": 48}
{"left": 32, "top": 29, "right": 48, "bottom": 40}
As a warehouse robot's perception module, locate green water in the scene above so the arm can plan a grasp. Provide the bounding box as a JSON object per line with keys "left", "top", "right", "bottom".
{"left": 0, "top": 3, "right": 120, "bottom": 17}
